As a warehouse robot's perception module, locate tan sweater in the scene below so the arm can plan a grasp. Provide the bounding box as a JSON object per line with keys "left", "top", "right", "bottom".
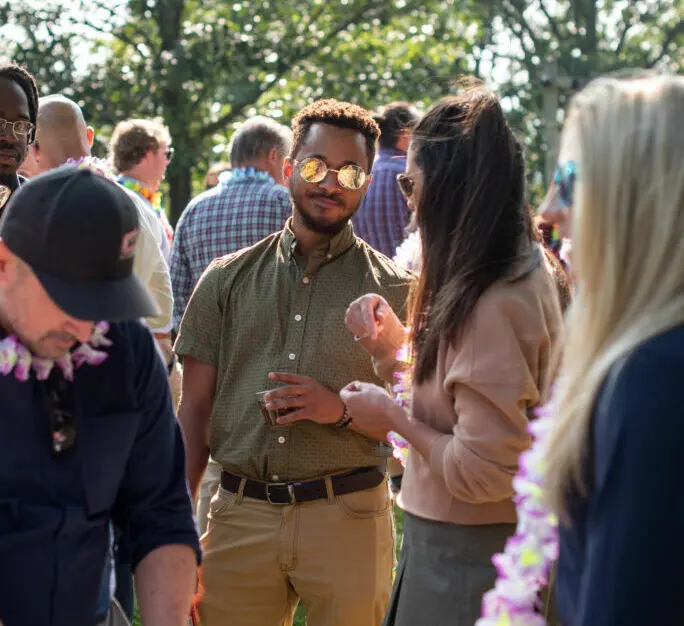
{"left": 379, "top": 247, "right": 564, "bottom": 525}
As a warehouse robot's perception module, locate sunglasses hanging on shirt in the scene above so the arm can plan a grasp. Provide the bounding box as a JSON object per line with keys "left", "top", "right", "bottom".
{"left": 39, "top": 369, "right": 76, "bottom": 455}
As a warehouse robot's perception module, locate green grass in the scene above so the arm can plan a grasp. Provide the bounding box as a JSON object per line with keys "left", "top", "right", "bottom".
{"left": 133, "top": 505, "right": 404, "bottom": 626}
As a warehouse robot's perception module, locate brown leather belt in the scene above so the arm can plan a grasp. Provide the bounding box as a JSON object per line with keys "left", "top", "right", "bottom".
{"left": 220, "top": 467, "right": 385, "bottom": 505}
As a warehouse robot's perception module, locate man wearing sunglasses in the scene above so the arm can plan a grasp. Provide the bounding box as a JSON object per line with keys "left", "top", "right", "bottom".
{"left": 0, "top": 166, "right": 200, "bottom": 626}
{"left": 109, "top": 118, "right": 175, "bottom": 258}
{"left": 175, "top": 99, "right": 413, "bottom": 626}
{"left": 0, "top": 63, "right": 39, "bottom": 216}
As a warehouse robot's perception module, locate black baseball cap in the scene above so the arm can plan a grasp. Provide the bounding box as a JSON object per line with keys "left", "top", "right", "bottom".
{"left": 0, "top": 165, "right": 160, "bottom": 321}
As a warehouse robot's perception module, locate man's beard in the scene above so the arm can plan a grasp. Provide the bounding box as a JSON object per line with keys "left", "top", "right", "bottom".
{"left": 292, "top": 193, "right": 361, "bottom": 236}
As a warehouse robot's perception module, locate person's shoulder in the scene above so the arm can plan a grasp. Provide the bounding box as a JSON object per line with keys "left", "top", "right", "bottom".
{"left": 205, "top": 231, "right": 282, "bottom": 275}
{"left": 354, "top": 237, "right": 414, "bottom": 283}
{"left": 609, "top": 327, "right": 684, "bottom": 400}
{"left": 179, "top": 186, "right": 224, "bottom": 222}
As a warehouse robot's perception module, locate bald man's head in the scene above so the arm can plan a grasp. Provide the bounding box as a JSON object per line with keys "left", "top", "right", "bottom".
{"left": 34, "top": 95, "right": 94, "bottom": 173}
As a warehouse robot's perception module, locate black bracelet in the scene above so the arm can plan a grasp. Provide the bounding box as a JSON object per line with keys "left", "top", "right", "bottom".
{"left": 335, "top": 404, "right": 353, "bottom": 428}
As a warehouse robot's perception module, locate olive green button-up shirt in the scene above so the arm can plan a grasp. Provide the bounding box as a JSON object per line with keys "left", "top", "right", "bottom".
{"left": 175, "top": 220, "right": 413, "bottom": 482}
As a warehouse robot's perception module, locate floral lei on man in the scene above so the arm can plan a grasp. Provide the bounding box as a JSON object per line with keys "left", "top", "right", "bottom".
{"left": 118, "top": 176, "right": 174, "bottom": 246}
{"left": 0, "top": 322, "right": 112, "bottom": 382}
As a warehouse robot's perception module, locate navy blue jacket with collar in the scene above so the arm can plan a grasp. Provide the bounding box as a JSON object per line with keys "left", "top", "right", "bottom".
{"left": 0, "top": 321, "right": 200, "bottom": 626}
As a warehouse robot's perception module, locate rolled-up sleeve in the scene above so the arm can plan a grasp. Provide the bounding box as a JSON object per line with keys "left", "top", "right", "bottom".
{"left": 429, "top": 291, "right": 537, "bottom": 504}
{"left": 113, "top": 324, "right": 201, "bottom": 569}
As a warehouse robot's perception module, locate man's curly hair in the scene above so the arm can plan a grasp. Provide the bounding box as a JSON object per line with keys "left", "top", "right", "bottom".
{"left": 290, "top": 99, "right": 380, "bottom": 170}
{"left": 109, "top": 118, "right": 171, "bottom": 173}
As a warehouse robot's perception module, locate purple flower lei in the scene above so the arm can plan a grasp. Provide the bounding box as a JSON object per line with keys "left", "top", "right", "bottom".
{"left": 387, "top": 343, "right": 412, "bottom": 466}
{"left": 0, "top": 322, "right": 112, "bottom": 382}
{"left": 476, "top": 397, "right": 559, "bottom": 626}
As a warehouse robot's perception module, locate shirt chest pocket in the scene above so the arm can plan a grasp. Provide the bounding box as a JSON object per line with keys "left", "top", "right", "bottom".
{"left": 79, "top": 411, "right": 141, "bottom": 518}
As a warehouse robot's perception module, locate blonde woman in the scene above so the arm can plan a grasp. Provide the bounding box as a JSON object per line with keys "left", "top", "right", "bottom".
{"left": 545, "top": 75, "right": 684, "bottom": 626}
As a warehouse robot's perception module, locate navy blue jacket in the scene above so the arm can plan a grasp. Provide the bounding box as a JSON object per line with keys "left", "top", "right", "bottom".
{"left": 0, "top": 321, "right": 200, "bottom": 626}
{"left": 556, "top": 325, "right": 684, "bottom": 626}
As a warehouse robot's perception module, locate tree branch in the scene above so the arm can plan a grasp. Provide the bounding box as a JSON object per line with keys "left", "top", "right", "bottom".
{"left": 538, "top": 0, "right": 564, "bottom": 43}
{"left": 199, "top": 0, "right": 417, "bottom": 138}
{"left": 647, "top": 19, "right": 684, "bottom": 68}
{"left": 615, "top": 19, "right": 633, "bottom": 56}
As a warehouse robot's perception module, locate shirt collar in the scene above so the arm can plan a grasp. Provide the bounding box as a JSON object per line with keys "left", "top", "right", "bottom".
{"left": 377, "top": 147, "right": 407, "bottom": 161}
{"left": 280, "top": 218, "right": 356, "bottom": 274}
{"left": 220, "top": 167, "right": 275, "bottom": 185}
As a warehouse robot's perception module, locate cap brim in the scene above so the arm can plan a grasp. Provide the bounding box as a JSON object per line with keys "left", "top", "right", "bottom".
{"left": 33, "top": 267, "right": 161, "bottom": 322}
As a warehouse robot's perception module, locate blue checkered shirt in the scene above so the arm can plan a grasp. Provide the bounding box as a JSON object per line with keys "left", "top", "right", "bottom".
{"left": 352, "top": 147, "right": 410, "bottom": 257}
{"left": 170, "top": 168, "right": 291, "bottom": 328}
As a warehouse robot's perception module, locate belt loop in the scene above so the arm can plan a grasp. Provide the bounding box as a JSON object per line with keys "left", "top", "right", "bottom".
{"left": 236, "top": 478, "right": 246, "bottom": 505}
{"left": 324, "top": 476, "right": 335, "bottom": 504}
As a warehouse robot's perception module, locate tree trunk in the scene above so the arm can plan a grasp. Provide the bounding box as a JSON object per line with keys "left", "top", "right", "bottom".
{"left": 168, "top": 164, "right": 192, "bottom": 227}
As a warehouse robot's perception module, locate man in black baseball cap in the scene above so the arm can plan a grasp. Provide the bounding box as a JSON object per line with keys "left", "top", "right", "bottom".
{"left": 0, "top": 165, "right": 159, "bottom": 358}
{"left": 0, "top": 163, "right": 199, "bottom": 625}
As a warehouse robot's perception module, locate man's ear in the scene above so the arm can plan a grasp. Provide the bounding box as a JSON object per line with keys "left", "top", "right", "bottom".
{"left": 86, "top": 127, "right": 95, "bottom": 149}
{"left": 283, "top": 157, "right": 294, "bottom": 185}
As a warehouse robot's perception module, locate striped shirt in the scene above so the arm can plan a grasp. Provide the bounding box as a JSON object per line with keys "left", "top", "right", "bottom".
{"left": 170, "top": 168, "right": 291, "bottom": 328}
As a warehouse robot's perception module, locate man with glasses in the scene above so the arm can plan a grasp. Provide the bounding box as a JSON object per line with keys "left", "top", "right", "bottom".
{"left": 0, "top": 63, "right": 39, "bottom": 215}
{"left": 0, "top": 166, "right": 200, "bottom": 625}
{"left": 109, "top": 118, "right": 175, "bottom": 259}
{"left": 175, "top": 99, "right": 413, "bottom": 626}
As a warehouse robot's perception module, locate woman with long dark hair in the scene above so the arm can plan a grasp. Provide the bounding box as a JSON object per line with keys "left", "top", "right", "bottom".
{"left": 341, "top": 88, "right": 564, "bottom": 625}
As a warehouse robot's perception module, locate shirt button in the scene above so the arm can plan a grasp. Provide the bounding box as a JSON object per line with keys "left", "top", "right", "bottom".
{"left": 302, "top": 276, "right": 311, "bottom": 284}
{"left": 294, "top": 314, "right": 302, "bottom": 322}
{"left": 326, "top": 254, "right": 332, "bottom": 260}
{"left": 288, "top": 353, "right": 296, "bottom": 360}
{"left": 272, "top": 474, "right": 280, "bottom": 481}
{"left": 278, "top": 436, "right": 286, "bottom": 444}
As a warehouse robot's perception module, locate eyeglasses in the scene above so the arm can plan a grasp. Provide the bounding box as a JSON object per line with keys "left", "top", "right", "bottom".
{"left": 295, "top": 157, "right": 367, "bottom": 191}
{"left": 553, "top": 161, "right": 577, "bottom": 209}
{"left": 39, "top": 370, "right": 76, "bottom": 455}
{"left": 396, "top": 173, "right": 415, "bottom": 201}
{"left": 165, "top": 147, "right": 174, "bottom": 162}
{"left": 0, "top": 117, "right": 35, "bottom": 139}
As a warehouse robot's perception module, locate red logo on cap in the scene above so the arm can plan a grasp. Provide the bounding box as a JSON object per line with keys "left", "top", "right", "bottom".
{"left": 120, "top": 229, "right": 139, "bottom": 260}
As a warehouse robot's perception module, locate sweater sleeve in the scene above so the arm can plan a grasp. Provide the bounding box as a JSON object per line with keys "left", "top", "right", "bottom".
{"left": 428, "top": 289, "right": 538, "bottom": 504}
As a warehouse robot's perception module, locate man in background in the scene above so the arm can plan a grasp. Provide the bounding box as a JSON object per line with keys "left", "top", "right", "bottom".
{"left": 170, "top": 115, "right": 292, "bottom": 536}
{"left": 353, "top": 102, "right": 419, "bottom": 258}
{"left": 109, "top": 118, "right": 175, "bottom": 259}
{"left": 0, "top": 63, "right": 39, "bottom": 214}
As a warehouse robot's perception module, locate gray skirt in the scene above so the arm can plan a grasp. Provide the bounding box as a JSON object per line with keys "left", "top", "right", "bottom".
{"left": 383, "top": 512, "right": 515, "bottom": 626}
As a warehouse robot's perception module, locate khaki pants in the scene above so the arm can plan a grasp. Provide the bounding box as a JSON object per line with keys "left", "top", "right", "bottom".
{"left": 198, "top": 480, "right": 395, "bottom": 626}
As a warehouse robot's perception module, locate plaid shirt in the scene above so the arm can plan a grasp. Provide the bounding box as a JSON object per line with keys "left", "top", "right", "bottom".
{"left": 170, "top": 168, "right": 291, "bottom": 328}
{"left": 352, "top": 147, "right": 410, "bottom": 258}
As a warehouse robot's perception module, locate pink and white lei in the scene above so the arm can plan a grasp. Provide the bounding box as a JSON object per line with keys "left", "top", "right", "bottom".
{"left": 476, "top": 397, "right": 559, "bottom": 626}
{"left": 0, "top": 322, "right": 112, "bottom": 382}
{"left": 388, "top": 344, "right": 412, "bottom": 466}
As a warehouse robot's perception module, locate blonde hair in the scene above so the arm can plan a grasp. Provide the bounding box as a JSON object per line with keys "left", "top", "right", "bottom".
{"left": 545, "top": 75, "right": 684, "bottom": 519}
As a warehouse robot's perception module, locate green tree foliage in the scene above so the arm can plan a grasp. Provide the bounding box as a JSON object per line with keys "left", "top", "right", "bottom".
{"left": 1, "top": 0, "right": 681, "bottom": 219}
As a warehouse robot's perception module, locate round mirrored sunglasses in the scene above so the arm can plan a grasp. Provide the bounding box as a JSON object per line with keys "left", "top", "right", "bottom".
{"left": 296, "top": 157, "right": 367, "bottom": 191}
